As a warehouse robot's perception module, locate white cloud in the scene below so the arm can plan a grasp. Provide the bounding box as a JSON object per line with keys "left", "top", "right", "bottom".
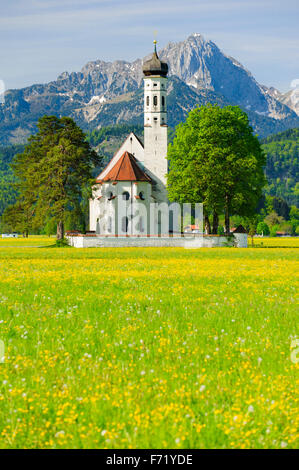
{"left": 0, "top": 0, "right": 281, "bottom": 30}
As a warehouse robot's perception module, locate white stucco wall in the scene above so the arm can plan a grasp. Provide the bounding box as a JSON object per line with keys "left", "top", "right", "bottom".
{"left": 90, "top": 132, "right": 147, "bottom": 232}
{"left": 90, "top": 180, "right": 152, "bottom": 236}
{"left": 97, "top": 133, "right": 144, "bottom": 181}
{"left": 233, "top": 233, "right": 248, "bottom": 248}
{"left": 90, "top": 70, "right": 169, "bottom": 233}
{"left": 67, "top": 234, "right": 247, "bottom": 249}
{"left": 142, "top": 76, "right": 168, "bottom": 201}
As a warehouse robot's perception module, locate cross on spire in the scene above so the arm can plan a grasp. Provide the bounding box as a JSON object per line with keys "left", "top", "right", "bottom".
{"left": 153, "top": 30, "right": 158, "bottom": 52}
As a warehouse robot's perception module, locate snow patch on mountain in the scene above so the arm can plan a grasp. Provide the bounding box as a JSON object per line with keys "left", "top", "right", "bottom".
{"left": 88, "top": 95, "right": 106, "bottom": 105}
{"left": 1, "top": 32, "right": 298, "bottom": 145}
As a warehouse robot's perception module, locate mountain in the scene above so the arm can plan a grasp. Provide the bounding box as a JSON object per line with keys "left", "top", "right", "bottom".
{"left": 278, "top": 89, "right": 299, "bottom": 117}
{"left": 264, "top": 85, "right": 299, "bottom": 117}
{"left": 1, "top": 33, "right": 299, "bottom": 145}
{"left": 159, "top": 34, "right": 293, "bottom": 120}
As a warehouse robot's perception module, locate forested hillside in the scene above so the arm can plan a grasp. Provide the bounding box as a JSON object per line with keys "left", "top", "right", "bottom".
{"left": 261, "top": 128, "right": 299, "bottom": 206}
{"left": 1, "top": 34, "right": 299, "bottom": 146}
{"left": 0, "top": 126, "right": 298, "bottom": 221}
{"left": 0, "top": 145, "right": 24, "bottom": 216}
{"left": 86, "top": 123, "right": 144, "bottom": 171}
{"left": 88, "top": 124, "right": 299, "bottom": 209}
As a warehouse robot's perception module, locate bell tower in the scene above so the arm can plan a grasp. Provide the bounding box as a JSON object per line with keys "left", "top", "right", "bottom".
{"left": 142, "top": 41, "right": 168, "bottom": 202}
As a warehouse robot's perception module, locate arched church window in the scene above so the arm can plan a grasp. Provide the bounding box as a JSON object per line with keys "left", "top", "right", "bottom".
{"left": 139, "top": 216, "right": 145, "bottom": 233}
{"left": 108, "top": 191, "right": 114, "bottom": 201}
{"left": 139, "top": 191, "right": 145, "bottom": 200}
{"left": 153, "top": 95, "right": 158, "bottom": 106}
{"left": 107, "top": 216, "right": 112, "bottom": 233}
{"left": 158, "top": 211, "right": 162, "bottom": 237}
{"left": 122, "top": 191, "right": 130, "bottom": 201}
{"left": 146, "top": 96, "right": 149, "bottom": 106}
{"left": 162, "top": 96, "right": 165, "bottom": 106}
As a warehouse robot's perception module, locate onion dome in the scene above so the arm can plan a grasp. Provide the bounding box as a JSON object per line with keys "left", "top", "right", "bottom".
{"left": 142, "top": 40, "right": 168, "bottom": 77}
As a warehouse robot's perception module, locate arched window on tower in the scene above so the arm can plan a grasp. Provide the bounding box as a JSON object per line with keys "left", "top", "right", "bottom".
{"left": 162, "top": 96, "right": 165, "bottom": 107}
{"left": 146, "top": 96, "right": 149, "bottom": 106}
{"left": 153, "top": 95, "right": 158, "bottom": 106}
{"left": 122, "top": 191, "right": 130, "bottom": 201}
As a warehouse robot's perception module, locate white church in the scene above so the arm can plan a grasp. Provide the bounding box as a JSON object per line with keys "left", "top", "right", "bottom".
{"left": 68, "top": 42, "right": 247, "bottom": 248}
{"left": 89, "top": 41, "right": 169, "bottom": 237}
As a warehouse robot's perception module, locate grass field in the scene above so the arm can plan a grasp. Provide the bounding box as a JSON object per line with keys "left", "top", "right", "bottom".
{"left": 0, "top": 236, "right": 55, "bottom": 247}
{"left": 0, "top": 242, "right": 298, "bottom": 449}
{"left": 250, "top": 237, "right": 299, "bottom": 248}
{"left": 0, "top": 235, "right": 298, "bottom": 248}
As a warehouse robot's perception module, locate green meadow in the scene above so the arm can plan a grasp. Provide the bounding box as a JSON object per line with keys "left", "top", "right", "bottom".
{"left": 0, "top": 241, "right": 298, "bottom": 448}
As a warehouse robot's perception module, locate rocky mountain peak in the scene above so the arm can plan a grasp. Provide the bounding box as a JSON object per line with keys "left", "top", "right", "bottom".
{"left": 0, "top": 33, "right": 298, "bottom": 145}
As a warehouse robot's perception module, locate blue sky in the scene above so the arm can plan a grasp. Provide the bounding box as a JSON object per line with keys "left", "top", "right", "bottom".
{"left": 0, "top": 0, "right": 298, "bottom": 92}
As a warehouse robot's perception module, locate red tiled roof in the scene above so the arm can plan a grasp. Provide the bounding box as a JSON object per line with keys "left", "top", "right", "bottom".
{"left": 96, "top": 151, "right": 152, "bottom": 183}
{"left": 184, "top": 225, "right": 200, "bottom": 230}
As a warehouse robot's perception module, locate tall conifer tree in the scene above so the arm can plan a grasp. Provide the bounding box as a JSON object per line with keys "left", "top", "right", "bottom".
{"left": 8, "top": 115, "right": 101, "bottom": 239}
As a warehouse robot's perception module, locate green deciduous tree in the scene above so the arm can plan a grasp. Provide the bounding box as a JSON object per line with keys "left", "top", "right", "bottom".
{"left": 270, "top": 224, "right": 279, "bottom": 237}
{"left": 167, "top": 104, "right": 266, "bottom": 234}
{"left": 7, "top": 116, "right": 101, "bottom": 239}
{"left": 290, "top": 205, "right": 299, "bottom": 221}
{"left": 265, "top": 211, "right": 285, "bottom": 227}
{"left": 1, "top": 200, "right": 33, "bottom": 237}
{"left": 256, "top": 221, "right": 270, "bottom": 236}
{"left": 289, "top": 205, "right": 299, "bottom": 234}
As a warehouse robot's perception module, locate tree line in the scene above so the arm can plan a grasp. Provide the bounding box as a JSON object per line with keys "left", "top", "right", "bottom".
{"left": 1, "top": 105, "right": 298, "bottom": 240}
{"left": 261, "top": 128, "right": 299, "bottom": 207}
{"left": 167, "top": 104, "right": 266, "bottom": 235}
{"left": 1, "top": 116, "right": 101, "bottom": 239}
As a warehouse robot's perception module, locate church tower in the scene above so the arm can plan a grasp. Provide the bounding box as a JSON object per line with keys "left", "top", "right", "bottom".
{"left": 142, "top": 41, "right": 168, "bottom": 202}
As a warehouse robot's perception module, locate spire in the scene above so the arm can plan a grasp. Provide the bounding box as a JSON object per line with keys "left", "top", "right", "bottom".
{"left": 142, "top": 41, "right": 168, "bottom": 77}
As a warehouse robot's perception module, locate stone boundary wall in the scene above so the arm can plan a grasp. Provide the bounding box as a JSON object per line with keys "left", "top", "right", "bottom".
{"left": 67, "top": 233, "right": 247, "bottom": 248}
